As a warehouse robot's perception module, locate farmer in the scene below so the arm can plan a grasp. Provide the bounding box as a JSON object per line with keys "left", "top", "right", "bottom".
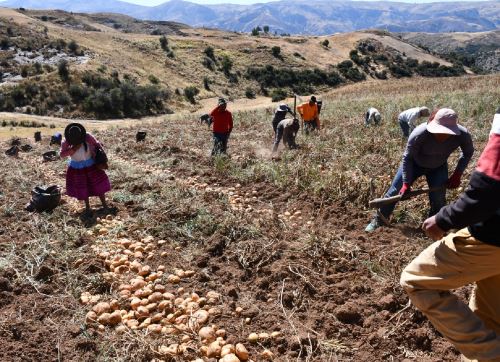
{"left": 398, "top": 106, "right": 430, "bottom": 137}
{"left": 401, "top": 108, "right": 500, "bottom": 361}
{"left": 272, "top": 117, "right": 300, "bottom": 152}
{"left": 297, "top": 96, "right": 320, "bottom": 135}
{"left": 60, "top": 123, "right": 111, "bottom": 216}
{"left": 365, "top": 108, "right": 474, "bottom": 232}
{"left": 210, "top": 98, "right": 233, "bottom": 156}
{"left": 272, "top": 103, "right": 293, "bottom": 135}
{"left": 365, "top": 107, "right": 381, "bottom": 126}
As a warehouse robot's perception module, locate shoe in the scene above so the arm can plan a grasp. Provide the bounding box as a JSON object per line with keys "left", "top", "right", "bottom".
{"left": 365, "top": 217, "right": 382, "bottom": 232}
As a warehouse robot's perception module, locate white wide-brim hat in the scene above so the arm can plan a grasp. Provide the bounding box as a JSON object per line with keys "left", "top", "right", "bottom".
{"left": 427, "top": 108, "right": 461, "bottom": 136}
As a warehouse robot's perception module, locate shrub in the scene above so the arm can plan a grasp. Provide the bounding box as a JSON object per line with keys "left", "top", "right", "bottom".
{"left": 342, "top": 67, "right": 366, "bottom": 82}
{"left": 203, "top": 77, "right": 210, "bottom": 90}
{"left": 51, "top": 91, "right": 71, "bottom": 106}
{"left": 251, "top": 28, "right": 260, "bottom": 36}
{"left": 58, "top": 60, "right": 70, "bottom": 81}
{"left": 389, "top": 63, "right": 412, "bottom": 78}
{"left": 263, "top": 25, "right": 270, "bottom": 34}
{"left": 160, "top": 36, "right": 169, "bottom": 51}
{"left": 34, "top": 62, "right": 43, "bottom": 74}
{"left": 1, "top": 38, "right": 10, "bottom": 50}
{"left": 271, "top": 46, "right": 282, "bottom": 59}
{"left": 321, "top": 39, "right": 329, "bottom": 48}
{"left": 69, "top": 83, "right": 89, "bottom": 101}
{"left": 184, "top": 86, "right": 199, "bottom": 104}
{"left": 374, "top": 70, "right": 388, "bottom": 79}
{"left": 68, "top": 40, "right": 79, "bottom": 54}
{"left": 202, "top": 57, "right": 215, "bottom": 71}
{"left": 337, "top": 60, "right": 353, "bottom": 70}
{"left": 204, "top": 46, "right": 215, "bottom": 61}
{"left": 349, "top": 50, "right": 362, "bottom": 64}
{"left": 148, "top": 75, "right": 159, "bottom": 84}
{"left": 21, "top": 66, "right": 29, "bottom": 78}
{"left": 245, "top": 87, "right": 256, "bottom": 99}
{"left": 270, "top": 88, "right": 287, "bottom": 102}
{"left": 220, "top": 55, "right": 233, "bottom": 74}
{"left": 25, "top": 83, "right": 39, "bottom": 97}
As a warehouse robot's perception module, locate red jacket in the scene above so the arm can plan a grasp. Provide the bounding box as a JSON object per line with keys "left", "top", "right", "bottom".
{"left": 210, "top": 106, "right": 233, "bottom": 134}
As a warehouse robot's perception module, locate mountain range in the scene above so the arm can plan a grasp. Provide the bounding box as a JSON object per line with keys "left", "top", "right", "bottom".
{"left": 1, "top": 0, "right": 499, "bottom": 34}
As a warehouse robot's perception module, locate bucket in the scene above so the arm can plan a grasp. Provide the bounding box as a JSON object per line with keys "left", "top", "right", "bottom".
{"left": 34, "top": 131, "right": 42, "bottom": 142}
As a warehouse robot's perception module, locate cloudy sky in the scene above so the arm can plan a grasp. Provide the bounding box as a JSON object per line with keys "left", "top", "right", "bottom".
{"left": 123, "top": 0, "right": 490, "bottom": 5}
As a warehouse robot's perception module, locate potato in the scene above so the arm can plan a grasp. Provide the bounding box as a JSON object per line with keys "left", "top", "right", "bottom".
{"left": 115, "top": 325, "right": 127, "bottom": 334}
{"left": 92, "top": 302, "right": 111, "bottom": 315}
{"left": 261, "top": 350, "right": 274, "bottom": 360}
{"left": 159, "top": 344, "right": 179, "bottom": 356}
{"left": 126, "top": 319, "right": 139, "bottom": 328}
{"left": 220, "top": 354, "right": 240, "bottom": 362}
{"left": 110, "top": 300, "right": 120, "bottom": 311}
{"left": 97, "top": 312, "right": 111, "bottom": 325}
{"left": 136, "top": 306, "right": 150, "bottom": 318}
{"left": 270, "top": 331, "right": 281, "bottom": 339}
{"left": 259, "top": 332, "right": 269, "bottom": 340}
{"left": 221, "top": 344, "right": 235, "bottom": 357}
{"left": 146, "top": 303, "right": 158, "bottom": 312}
{"left": 235, "top": 307, "right": 243, "bottom": 314}
{"left": 163, "top": 292, "right": 176, "bottom": 300}
{"left": 148, "top": 292, "right": 163, "bottom": 303}
{"left": 167, "top": 275, "right": 181, "bottom": 284}
{"left": 85, "top": 311, "right": 98, "bottom": 324}
{"left": 216, "top": 329, "right": 226, "bottom": 338}
{"left": 235, "top": 343, "right": 249, "bottom": 361}
{"left": 158, "top": 300, "right": 173, "bottom": 312}
{"left": 151, "top": 312, "right": 164, "bottom": 323}
{"left": 147, "top": 324, "right": 162, "bottom": 334}
{"left": 199, "top": 326, "right": 216, "bottom": 342}
{"left": 154, "top": 284, "right": 166, "bottom": 293}
{"left": 207, "top": 341, "right": 222, "bottom": 358}
{"left": 130, "top": 297, "right": 142, "bottom": 310}
{"left": 247, "top": 333, "right": 259, "bottom": 343}
{"left": 108, "top": 311, "right": 122, "bottom": 325}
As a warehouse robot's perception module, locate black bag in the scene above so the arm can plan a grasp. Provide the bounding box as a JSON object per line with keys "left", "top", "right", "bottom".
{"left": 94, "top": 146, "right": 108, "bottom": 170}
{"left": 26, "top": 185, "right": 61, "bottom": 212}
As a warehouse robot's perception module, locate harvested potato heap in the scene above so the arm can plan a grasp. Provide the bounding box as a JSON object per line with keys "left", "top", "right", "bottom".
{"left": 80, "top": 215, "right": 266, "bottom": 361}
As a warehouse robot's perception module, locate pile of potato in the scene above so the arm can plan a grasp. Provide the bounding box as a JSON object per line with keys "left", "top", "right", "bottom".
{"left": 80, "top": 215, "right": 269, "bottom": 361}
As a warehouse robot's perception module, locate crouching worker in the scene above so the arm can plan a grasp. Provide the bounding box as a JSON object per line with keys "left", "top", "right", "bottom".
{"left": 273, "top": 118, "right": 300, "bottom": 152}
{"left": 401, "top": 108, "right": 500, "bottom": 362}
{"left": 272, "top": 104, "right": 293, "bottom": 135}
{"left": 398, "top": 106, "right": 430, "bottom": 137}
{"left": 365, "top": 107, "right": 381, "bottom": 126}
{"left": 365, "top": 108, "right": 474, "bottom": 232}
{"left": 60, "top": 123, "right": 111, "bottom": 216}
{"left": 210, "top": 98, "right": 233, "bottom": 156}
{"left": 297, "top": 96, "right": 320, "bottom": 135}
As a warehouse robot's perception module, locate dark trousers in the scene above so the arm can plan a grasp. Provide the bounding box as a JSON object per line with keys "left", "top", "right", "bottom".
{"left": 212, "top": 132, "right": 230, "bottom": 156}
{"left": 379, "top": 161, "right": 448, "bottom": 219}
{"left": 399, "top": 118, "right": 414, "bottom": 138}
{"left": 273, "top": 128, "right": 297, "bottom": 152}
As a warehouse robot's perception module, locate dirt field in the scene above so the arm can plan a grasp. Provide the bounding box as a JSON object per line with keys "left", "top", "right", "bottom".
{"left": 0, "top": 74, "right": 499, "bottom": 361}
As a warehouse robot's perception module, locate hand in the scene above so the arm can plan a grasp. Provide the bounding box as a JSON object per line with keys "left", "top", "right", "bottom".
{"left": 399, "top": 182, "right": 411, "bottom": 200}
{"left": 422, "top": 215, "right": 445, "bottom": 240}
{"left": 447, "top": 171, "right": 462, "bottom": 189}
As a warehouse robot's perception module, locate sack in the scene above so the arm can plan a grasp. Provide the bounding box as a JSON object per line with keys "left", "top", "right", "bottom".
{"left": 94, "top": 146, "right": 108, "bottom": 170}
{"left": 26, "top": 185, "right": 61, "bottom": 212}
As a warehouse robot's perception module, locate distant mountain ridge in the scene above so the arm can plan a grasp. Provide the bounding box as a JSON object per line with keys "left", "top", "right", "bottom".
{"left": 1, "top": 0, "right": 499, "bottom": 34}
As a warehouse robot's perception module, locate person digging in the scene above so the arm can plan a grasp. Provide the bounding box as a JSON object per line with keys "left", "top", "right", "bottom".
{"left": 365, "top": 107, "right": 382, "bottom": 126}
{"left": 401, "top": 108, "right": 500, "bottom": 362}
{"left": 365, "top": 108, "right": 474, "bottom": 232}
{"left": 297, "top": 96, "right": 320, "bottom": 135}
{"left": 210, "top": 98, "right": 233, "bottom": 156}
{"left": 272, "top": 117, "right": 300, "bottom": 153}
{"left": 398, "top": 106, "right": 430, "bottom": 137}
{"left": 60, "top": 123, "right": 111, "bottom": 217}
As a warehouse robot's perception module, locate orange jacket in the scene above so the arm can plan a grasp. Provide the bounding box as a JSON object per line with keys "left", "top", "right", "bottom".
{"left": 297, "top": 102, "right": 320, "bottom": 128}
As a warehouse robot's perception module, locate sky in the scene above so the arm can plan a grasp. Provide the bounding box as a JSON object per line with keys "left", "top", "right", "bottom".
{"left": 122, "top": 0, "right": 491, "bottom": 5}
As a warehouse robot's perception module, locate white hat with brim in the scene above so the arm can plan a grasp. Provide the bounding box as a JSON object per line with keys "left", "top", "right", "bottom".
{"left": 426, "top": 108, "right": 461, "bottom": 136}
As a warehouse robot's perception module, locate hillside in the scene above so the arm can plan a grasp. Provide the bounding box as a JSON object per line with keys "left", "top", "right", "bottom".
{"left": 0, "top": 7, "right": 467, "bottom": 119}
{"left": 401, "top": 30, "right": 500, "bottom": 73}
{"left": 1, "top": 0, "right": 500, "bottom": 34}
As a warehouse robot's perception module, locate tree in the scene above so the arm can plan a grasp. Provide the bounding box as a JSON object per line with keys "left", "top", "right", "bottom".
{"left": 251, "top": 28, "right": 260, "bottom": 36}
{"left": 263, "top": 25, "right": 270, "bottom": 34}
{"left": 58, "top": 59, "right": 70, "bottom": 82}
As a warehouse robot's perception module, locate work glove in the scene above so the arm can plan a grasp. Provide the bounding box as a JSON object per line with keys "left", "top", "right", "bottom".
{"left": 447, "top": 171, "right": 462, "bottom": 189}
{"left": 399, "top": 182, "right": 411, "bottom": 200}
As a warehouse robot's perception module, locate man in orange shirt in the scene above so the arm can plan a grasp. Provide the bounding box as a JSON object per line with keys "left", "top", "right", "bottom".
{"left": 297, "top": 96, "right": 320, "bottom": 135}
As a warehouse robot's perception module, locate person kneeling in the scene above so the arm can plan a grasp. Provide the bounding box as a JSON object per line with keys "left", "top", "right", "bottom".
{"left": 272, "top": 118, "right": 300, "bottom": 152}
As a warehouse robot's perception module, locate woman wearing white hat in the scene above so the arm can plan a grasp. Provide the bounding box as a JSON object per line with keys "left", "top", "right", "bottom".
{"left": 366, "top": 108, "right": 475, "bottom": 232}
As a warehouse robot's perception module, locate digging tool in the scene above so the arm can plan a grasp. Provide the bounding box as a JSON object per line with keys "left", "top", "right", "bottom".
{"left": 369, "top": 186, "right": 445, "bottom": 209}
